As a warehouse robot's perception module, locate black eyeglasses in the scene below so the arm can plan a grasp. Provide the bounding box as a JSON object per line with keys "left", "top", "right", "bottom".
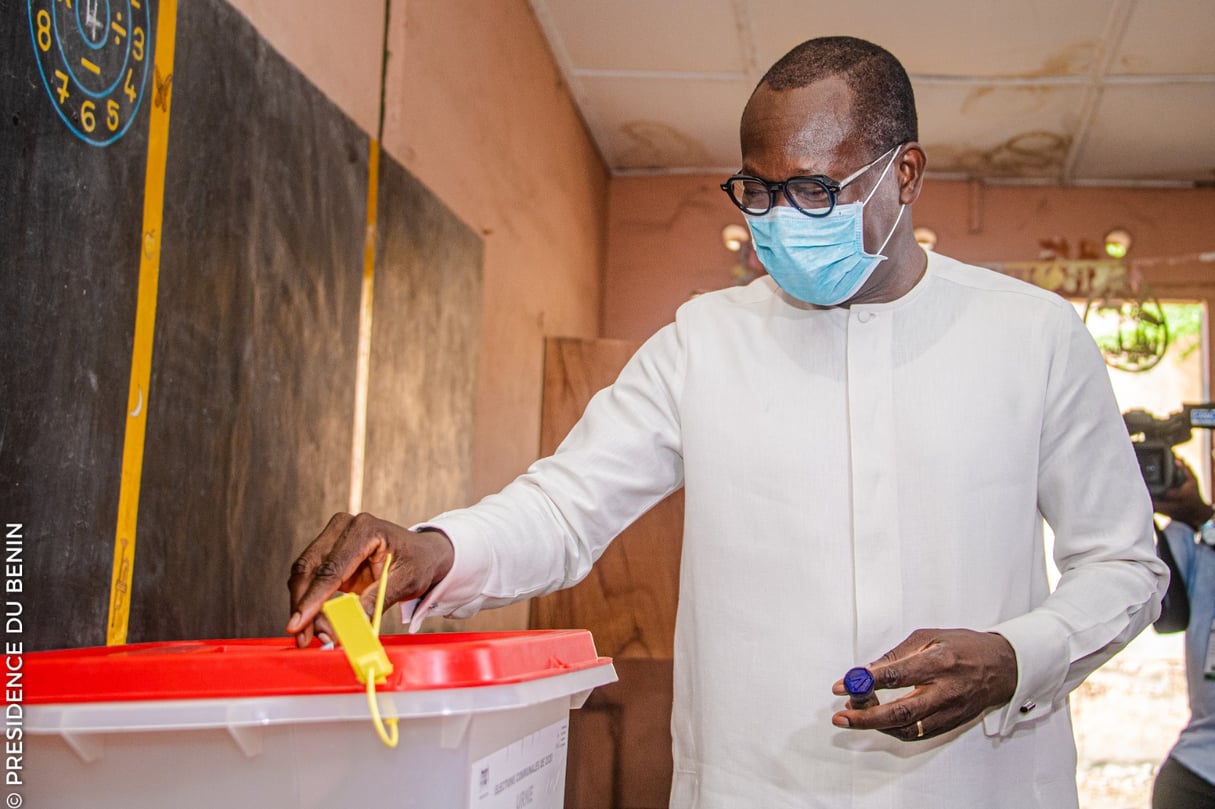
{"left": 720, "top": 144, "right": 901, "bottom": 218}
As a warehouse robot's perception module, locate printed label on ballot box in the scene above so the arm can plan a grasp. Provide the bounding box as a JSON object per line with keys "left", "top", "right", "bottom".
{"left": 469, "top": 718, "right": 569, "bottom": 808}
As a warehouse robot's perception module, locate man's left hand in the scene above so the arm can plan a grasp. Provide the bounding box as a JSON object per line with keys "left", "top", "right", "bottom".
{"left": 830, "top": 628, "right": 1018, "bottom": 741}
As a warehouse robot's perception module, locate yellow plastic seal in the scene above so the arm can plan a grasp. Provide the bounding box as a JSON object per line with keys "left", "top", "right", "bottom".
{"left": 321, "top": 554, "right": 399, "bottom": 747}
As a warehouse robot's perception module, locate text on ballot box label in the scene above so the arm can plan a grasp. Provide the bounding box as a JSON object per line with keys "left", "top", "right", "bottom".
{"left": 470, "top": 718, "right": 569, "bottom": 809}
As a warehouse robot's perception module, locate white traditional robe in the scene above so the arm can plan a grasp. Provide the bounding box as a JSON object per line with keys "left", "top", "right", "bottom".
{"left": 415, "top": 251, "right": 1167, "bottom": 809}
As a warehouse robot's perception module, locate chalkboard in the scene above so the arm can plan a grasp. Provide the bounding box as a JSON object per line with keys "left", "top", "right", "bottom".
{"left": 126, "top": 0, "right": 367, "bottom": 642}
{"left": 1, "top": 0, "right": 484, "bottom": 649}
{"left": 0, "top": 0, "right": 151, "bottom": 649}
{"left": 361, "top": 155, "right": 483, "bottom": 531}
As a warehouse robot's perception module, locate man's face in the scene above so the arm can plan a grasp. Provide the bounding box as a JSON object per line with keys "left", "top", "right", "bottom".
{"left": 739, "top": 77, "right": 900, "bottom": 258}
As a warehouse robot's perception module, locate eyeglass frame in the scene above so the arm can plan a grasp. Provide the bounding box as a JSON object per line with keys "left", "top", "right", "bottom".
{"left": 720, "top": 143, "right": 904, "bottom": 218}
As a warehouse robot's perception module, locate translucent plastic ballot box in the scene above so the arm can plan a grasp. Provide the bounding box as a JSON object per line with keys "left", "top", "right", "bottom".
{"left": 24, "top": 630, "right": 617, "bottom": 809}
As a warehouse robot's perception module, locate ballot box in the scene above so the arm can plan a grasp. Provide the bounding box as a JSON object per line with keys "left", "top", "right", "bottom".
{"left": 23, "top": 630, "right": 617, "bottom": 809}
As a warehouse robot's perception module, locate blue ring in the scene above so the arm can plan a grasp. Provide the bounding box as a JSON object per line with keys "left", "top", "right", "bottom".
{"left": 75, "top": 0, "right": 111, "bottom": 51}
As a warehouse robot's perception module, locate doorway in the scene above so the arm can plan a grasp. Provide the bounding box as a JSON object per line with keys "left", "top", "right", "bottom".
{"left": 1070, "top": 300, "right": 1207, "bottom": 808}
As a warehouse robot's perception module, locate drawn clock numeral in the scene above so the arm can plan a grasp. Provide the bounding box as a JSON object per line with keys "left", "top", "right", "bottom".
{"left": 28, "top": 0, "right": 153, "bottom": 146}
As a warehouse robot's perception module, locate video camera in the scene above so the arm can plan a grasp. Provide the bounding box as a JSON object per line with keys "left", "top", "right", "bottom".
{"left": 1124, "top": 404, "right": 1215, "bottom": 497}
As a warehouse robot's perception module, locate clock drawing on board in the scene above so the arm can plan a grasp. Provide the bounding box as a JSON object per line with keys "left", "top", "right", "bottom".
{"left": 28, "top": 0, "right": 153, "bottom": 147}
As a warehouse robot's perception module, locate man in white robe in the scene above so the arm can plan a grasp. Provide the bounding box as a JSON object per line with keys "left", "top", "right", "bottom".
{"left": 288, "top": 36, "right": 1167, "bottom": 809}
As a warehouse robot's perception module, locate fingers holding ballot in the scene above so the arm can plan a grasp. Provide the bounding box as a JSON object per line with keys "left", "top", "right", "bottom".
{"left": 286, "top": 512, "right": 453, "bottom": 647}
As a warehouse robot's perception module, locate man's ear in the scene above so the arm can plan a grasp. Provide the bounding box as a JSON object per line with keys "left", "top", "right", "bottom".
{"left": 896, "top": 142, "right": 926, "bottom": 206}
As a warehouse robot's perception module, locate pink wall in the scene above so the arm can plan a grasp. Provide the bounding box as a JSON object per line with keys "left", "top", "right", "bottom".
{"left": 914, "top": 181, "right": 1215, "bottom": 275}
{"left": 381, "top": 1, "right": 608, "bottom": 631}
{"left": 224, "top": 0, "right": 385, "bottom": 135}
{"left": 603, "top": 175, "right": 1215, "bottom": 349}
{"left": 382, "top": 0, "right": 608, "bottom": 501}
{"left": 604, "top": 176, "right": 736, "bottom": 343}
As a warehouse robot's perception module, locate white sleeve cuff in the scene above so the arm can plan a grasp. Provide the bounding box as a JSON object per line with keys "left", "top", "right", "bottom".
{"left": 403, "top": 516, "right": 495, "bottom": 633}
{"left": 981, "top": 611, "right": 1070, "bottom": 736}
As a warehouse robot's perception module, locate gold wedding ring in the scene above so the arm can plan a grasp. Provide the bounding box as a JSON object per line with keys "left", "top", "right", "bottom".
{"left": 916, "top": 719, "right": 925, "bottom": 738}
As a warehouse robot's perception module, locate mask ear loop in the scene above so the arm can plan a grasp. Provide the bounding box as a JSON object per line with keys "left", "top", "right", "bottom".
{"left": 365, "top": 553, "right": 399, "bottom": 748}
{"left": 864, "top": 146, "right": 907, "bottom": 259}
{"left": 861, "top": 145, "right": 903, "bottom": 206}
{"left": 873, "top": 204, "right": 907, "bottom": 258}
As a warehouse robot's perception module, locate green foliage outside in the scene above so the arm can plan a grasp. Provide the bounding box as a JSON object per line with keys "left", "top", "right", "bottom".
{"left": 1161, "top": 302, "right": 1204, "bottom": 360}
{"left": 1085, "top": 301, "right": 1204, "bottom": 370}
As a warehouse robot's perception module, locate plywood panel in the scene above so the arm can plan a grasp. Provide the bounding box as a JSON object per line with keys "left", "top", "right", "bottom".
{"left": 531, "top": 337, "right": 680, "bottom": 809}
{"left": 530, "top": 337, "right": 683, "bottom": 660}
{"left": 360, "top": 157, "right": 483, "bottom": 529}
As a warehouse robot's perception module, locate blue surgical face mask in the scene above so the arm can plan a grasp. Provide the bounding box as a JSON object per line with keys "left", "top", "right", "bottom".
{"left": 745, "top": 147, "right": 905, "bottom": 306}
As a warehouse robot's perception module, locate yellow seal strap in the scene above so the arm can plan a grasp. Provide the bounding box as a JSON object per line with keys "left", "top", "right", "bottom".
{"left": 321, "top": 553, "right": 399, "bottom": 748}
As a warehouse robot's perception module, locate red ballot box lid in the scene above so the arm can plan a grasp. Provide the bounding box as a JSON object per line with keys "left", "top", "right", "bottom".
{"left": 24, "top": 630, "right": 611, "bottom": 704}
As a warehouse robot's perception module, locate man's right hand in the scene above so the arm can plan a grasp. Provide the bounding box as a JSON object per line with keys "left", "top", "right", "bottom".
{"left": 1152, "top": 459, "right": 1213, "bottom": 531}
{"left": 286, "top": 513, "right": 454, "bottom": 647}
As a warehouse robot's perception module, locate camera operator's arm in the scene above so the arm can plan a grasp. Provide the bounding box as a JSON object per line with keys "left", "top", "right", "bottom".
{"left": 1151, "top": 459, "right": 1208, "bottom": 633}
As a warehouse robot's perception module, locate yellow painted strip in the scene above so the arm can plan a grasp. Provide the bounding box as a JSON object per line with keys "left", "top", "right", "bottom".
{"left": 348, "top": 138, "right": 380, "bottom": 515}
{"left": 107, "top": 0, "right": 178, "bottom": 646}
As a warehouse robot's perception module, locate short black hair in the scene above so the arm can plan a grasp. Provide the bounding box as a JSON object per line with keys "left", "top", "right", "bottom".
{"left": 759, "top": 36, "right": 917, "bottom": 157}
